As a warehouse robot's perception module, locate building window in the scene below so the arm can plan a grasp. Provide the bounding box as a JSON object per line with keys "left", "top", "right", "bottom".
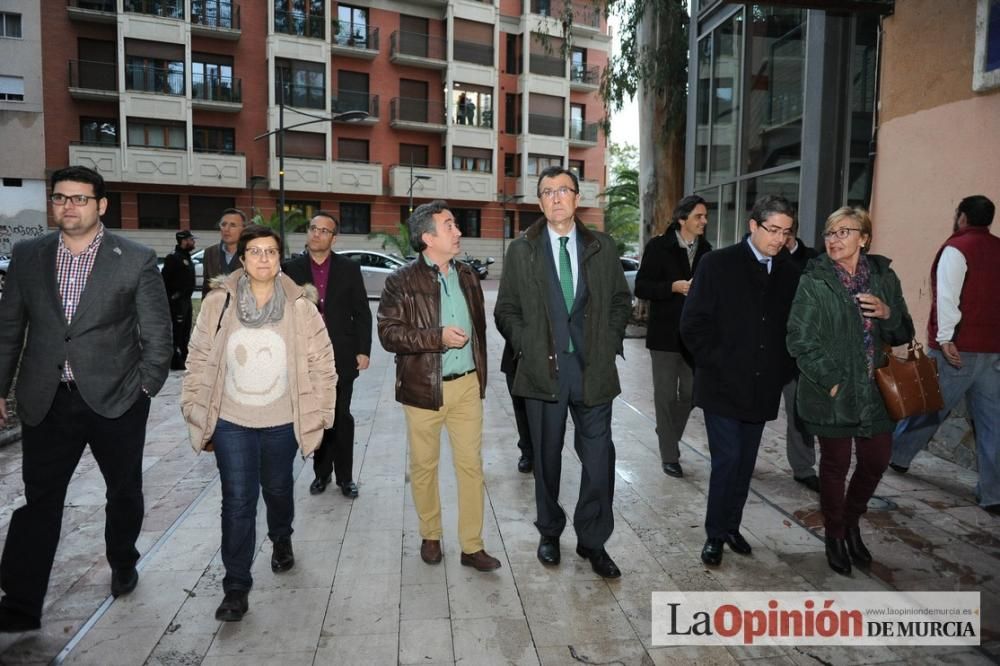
{"left": 568, "top": 159, "right": 584, "bottom": 179}
{"left": 284, "top": 200, "right": 319, "bottom": 230}
{"left": 504, "top": 153, "right": 518, "bottom": 177}
{"left": 974, "top": 0, "right": 1000, "bottom": 91}
{"left": 335, "top": 5, "right": 369, "bottom": 47}
{"left": 192, "top": 0, "right": 235, "bottom": 29}
{"left": 0, "top": 75, "right": 24, "bottom": 101}
{"left": 275, "top": 58, "right": 325, "bottom": 109}
{"left": 401, "top": 144, "right": 429, "bottom": 167}
{"left": 335, "top": 69, "right": 370, "bottom": 114}
{"left": 0, "top": 12, "right": 22, "bottom": 39}
{"left": 527, "top": 154, "right": 561, "bottom": 177}
{"left": 529, "top": 33, "right": 564, "bottom": 77}
{"left": 2, "top": 178, "right": 22, "bottom": 187}
{"left": 274, "top": 0, "right": 325, "bottom": 39}
{"left": 451, "top": 208, "right": 481, "bottom": 238}
{"left": 453, "top": 147, "right": 492, "bottom": 173}
{"left": 528, "top": 93, "right": 564, "bottom": 136}
{"left": 453, "top": 19, "right": 493, "bottom": 67}
{"left": 505, "top": 33, "right": 521, "bottom": 74}
{"left": 193, "top": 126, "right": 235, "bottom": 154}
{"left": 452, "top": 84, "right": 493, "bottom": 128}
{"left": 505, "top": 93, "right": 519, "bottom": 133}
{"left": 190, "top": 195, "right": 236, "bottom": 231}
{"left": 125, "top": 39, "right": 185, "bottom": 95}
{"left": 337, "top": 138, "right": 369, "bottom": 162}
{"left": 127, "top": 119, "right": 186, "bottom": 149}
{"left": 192, "top": 55, "right": 237, "bottom": 103}
{"left": 339, "top": 202, "right": 371, "bottom": 234}
{"left": 101, "top": 192, "right": 122, "bottom": 228}
{"left": 283, "top": 131, "right": 326, "bottom": 159}
{"left": 137, "top": 193, "right": 180, "bottom": 229}
{"left": 81, "top": 118, "right": 119, "bottom": 145}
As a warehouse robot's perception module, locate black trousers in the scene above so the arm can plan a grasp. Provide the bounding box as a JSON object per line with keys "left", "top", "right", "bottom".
{"left": 504, "top": 371, "right": 533, "bottom": 458}
{"left": 169, "top": 297, "right": 193, "bottom": 370}
{"left": 703, "top": 412, "right": 765, "bottom": 539}
{"left": 0, "top": 386, "right": 149, "bottom": 619}
{"left": 525, "top": 352, "right": 615, "bottom": 550}
{"left": 312, "top": 376, "right": 356, "bottom": 485}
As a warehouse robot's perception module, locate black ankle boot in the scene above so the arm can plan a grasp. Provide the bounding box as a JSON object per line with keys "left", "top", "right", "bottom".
{"left": 825, "top": 536, "right": 852, "bottom": 576}
{"left": 215, "top": 590, "right": 249, "bottom": 622}
{"left": 845, "top": 526, "right": 872, "bottom": 566}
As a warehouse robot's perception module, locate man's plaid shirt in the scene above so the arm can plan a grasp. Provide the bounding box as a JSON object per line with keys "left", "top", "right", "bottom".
{"left": 56, "top": 226, "right": 105, "bottom": 381}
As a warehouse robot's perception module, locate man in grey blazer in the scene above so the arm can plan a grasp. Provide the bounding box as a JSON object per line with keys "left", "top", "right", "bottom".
{"left": 0, "top": 166, "right": 172, "bottom": 632}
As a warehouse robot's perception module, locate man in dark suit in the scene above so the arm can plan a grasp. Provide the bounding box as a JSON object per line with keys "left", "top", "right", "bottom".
{"left": 495, "top": 166, "right": 632, "bottom": 579}
{"left": 500, "top": 340, "right": 533, "bottom": 473}
{"left": 0, "top": 166, "right": 172, "bottom": 632}
{"left": 201, "top": 207, "right": 245, "bottom": 297}
{"left": 161, "top": 229, "right": 197, "bottom": 370}
{"left": 283, "top": 212, "right": 372, "bottom": 498}
{"left": 680, "top": 195, "right": 801, "bottom": 567}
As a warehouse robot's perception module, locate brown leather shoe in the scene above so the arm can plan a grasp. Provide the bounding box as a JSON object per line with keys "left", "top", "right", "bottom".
{"left": 420, "top": 539, "right": 442, "bottom": 564}
{"left": 460, "top": 549, "right": 501, "bottom": 572}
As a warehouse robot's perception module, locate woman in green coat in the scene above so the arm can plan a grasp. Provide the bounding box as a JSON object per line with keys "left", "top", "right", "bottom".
{"left": 787, "top": 207, "right": 914, "bottom": 576}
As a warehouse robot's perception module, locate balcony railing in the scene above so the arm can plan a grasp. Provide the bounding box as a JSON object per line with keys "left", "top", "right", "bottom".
{"left": 454, "top": 101, "right": 493, "bottom": 128}
{"left": 528, "top": 0, "right": 600, "bottom": 28}
{"left": 126, "top": 62, "right": 185, "bottom": 95}
{"left": 191, "top": 4, "right": 240, "bottom": 30}
{"left": 390, "top": 31, "right": 447, "bottom": 61}
{"left": 390, "top": 97, "right": 446, "bottom": 125}
{"left": 569, "top": 119, "right": 599, "bottom": 142}
{"left": 277, "top": 82, "right": 326, "bottom": 109}
{"left": 333, "top": 22, "right": 379, "bottom": 50}
{"left": 68, "top": 0, "right": 116, "bottom": 11}
{"left": 274, "top": 8, "right": 325, "bottom": 39}
{"left": 192, "top": 74, "right": 241, "bottom": 103}
{"left": 453, "top": 39, "right": 493, "bottom": 67}
{"left": 332, "top": 91, "right": 379, "bottom": 119}
{"left": 69, "top": 59, "right": 117, "bottom": 91}
{"left": 570, "top": 63, "right": 600, "bottom": 85}
{"left": 529, "top": 53, "right": 565, "bottom": 77}
{"left": 124, "top": 0, "right": 184, "bottom": 19}
{"left": 528, "top": 112, "right": 564, "bottom": 136}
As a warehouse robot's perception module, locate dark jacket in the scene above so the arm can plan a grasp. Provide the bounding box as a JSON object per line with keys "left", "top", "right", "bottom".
{"left": 377, "top": 257, "right": 487, "bottom": 410}
{"left": 787, "top": 238, "right": 819, "bottom": 272}
{"left": 634, "top": 223, "right": 712, "bottom": 352}
{"left": 283, "top": 252, "right": 373, "bottom": 381}
{"left": 494, "top": 218, "right": 632, "bottom": 406}
{"left": 162, "top": 245, "right": 195, "bottom": 301}
{"left": 679, "top": 239, "right": 801, "bottom": 422}
{"left": 786, "top": 253, "right": 914, "bottom": 438}
{"left": 201, "top": 242, "right": 241, "bottom": 297}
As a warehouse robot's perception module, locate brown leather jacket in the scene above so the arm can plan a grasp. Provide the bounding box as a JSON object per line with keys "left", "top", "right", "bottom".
{"left": 377, "top": 257, "right": 486, "bottom": 410}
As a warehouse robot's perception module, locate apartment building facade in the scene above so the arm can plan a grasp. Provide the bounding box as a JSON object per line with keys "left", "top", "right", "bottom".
{"left": 42, "top": 0, "right": 611, "bottom": 246}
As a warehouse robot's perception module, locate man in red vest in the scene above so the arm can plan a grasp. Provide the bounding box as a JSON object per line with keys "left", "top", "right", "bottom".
{"left": 891, "top": 195, "right": 1000, "bottom": 515}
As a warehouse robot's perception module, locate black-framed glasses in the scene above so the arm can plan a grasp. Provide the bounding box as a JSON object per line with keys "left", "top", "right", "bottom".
{"left": 823, "top": 227, "right": 863, "bottom": 240}
{"left": 539, "top": 186, "right": 578, "bottom": 200}
{"left": 308, "top": 225, "right": 335, "bottom": 236}
{"left": 759, "top": 224, "right": 794, "bottom": 238}
{"left": 50, "top": 193, "right": 100, "bottom": 206}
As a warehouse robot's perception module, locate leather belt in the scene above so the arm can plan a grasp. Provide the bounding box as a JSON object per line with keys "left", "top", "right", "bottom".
{"left": 442, "top": 369, "right": 476, "bottom": 382}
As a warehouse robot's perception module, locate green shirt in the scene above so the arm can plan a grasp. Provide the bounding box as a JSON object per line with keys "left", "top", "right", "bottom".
{"left": 424, "top": 255, "right": 475, "bottom": 376}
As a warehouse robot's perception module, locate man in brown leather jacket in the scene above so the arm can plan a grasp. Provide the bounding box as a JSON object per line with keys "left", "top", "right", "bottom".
{"left": 377, "top": 200, "right": 501, "bottom": 573}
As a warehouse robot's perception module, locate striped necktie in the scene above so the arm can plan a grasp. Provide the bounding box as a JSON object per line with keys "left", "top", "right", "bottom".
{"left": 559, "top": 236, "right": 575, "bottom": 352}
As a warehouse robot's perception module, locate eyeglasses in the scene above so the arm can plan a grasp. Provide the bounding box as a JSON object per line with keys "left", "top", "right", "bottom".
{"left": 219, "top": 222, "right": 243, "bottom": 230}
{"left": 823, "top": 227, "right": 863, "bottom": 240}
{"left": 245, "top": 247, "right": 280, "bottom": 259}
{"left": 50, "top": 193, "right": 99, "bottom": 206}
{"left": 758, "top": 224, "right": 794, "bottom": 238}
{"left": 539, "top": 186, "right": 578, "bottom": 200}
{"left": 308, "top": 225, "right": 335, "bottom": 236}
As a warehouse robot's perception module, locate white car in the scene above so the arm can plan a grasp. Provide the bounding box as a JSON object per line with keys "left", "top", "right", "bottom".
{"left": 621, "top": 257, "right": 639, "bottom": 303}
{"left": 337, "top": 250, "right": 409, "bottom": 298}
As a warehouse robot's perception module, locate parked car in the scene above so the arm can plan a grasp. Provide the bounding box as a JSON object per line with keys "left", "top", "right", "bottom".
{"left": 620, "top": 256, "right": 639, "bottom": 304}
{"left": 337, "top": 250, "right": 409, "bottom": 298}
{"left": 0, "top": 254, "right": 9, "bottom": 298}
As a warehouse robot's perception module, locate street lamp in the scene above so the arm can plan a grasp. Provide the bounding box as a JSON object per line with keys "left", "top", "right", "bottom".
{"left": 254, "top": 74, "right": 368, "bottom": 253}
{"left": 407, "top": 159, "right": 431, "bottom": 214}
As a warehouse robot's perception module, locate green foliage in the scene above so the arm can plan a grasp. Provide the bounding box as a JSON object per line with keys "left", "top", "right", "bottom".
{"left": 368, "top": 223, "right": 411, "bottom": 258}
{"left": 251, "top": 209, "right": 307, "bottom": 233}
{"left": 602, "top": 144, "right": 641, "bottom": 255}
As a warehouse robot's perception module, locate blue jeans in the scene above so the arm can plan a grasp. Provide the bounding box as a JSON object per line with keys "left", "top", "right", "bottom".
{"left": 892, "top": 349, "right": 1000, "bottom": 506}
{"left": 212, "top": 419, "right": 298, "bottom": 592}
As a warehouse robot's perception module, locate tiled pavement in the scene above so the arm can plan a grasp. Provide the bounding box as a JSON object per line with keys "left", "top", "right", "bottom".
{"left": 0, "top": 285, "right": 998, "bottom": 665}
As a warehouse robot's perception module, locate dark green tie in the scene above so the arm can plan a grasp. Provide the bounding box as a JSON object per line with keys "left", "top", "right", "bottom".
{"left": 559, "top": 236, "right": 575, "bottom": 352}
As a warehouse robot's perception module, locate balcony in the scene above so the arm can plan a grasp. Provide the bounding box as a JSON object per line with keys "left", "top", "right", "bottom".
{"left": 453, "top": 39, "right": 494, "bottom": 67}
{"left": 568, "top": 119, "right": 599, "bottom": 147}
{"left": 578, "top": 178, "right": 601, "bottom": 208}
{"left": 331, "top": 161, "right": 383, "bottom": 196}
{"left": 331, "top": 22, "right": 379, "bottom": 60}
{"left": 124, "top": 0, "right": 184, "bottom": 20}
{"left": 529, "top": 54, "right": 565, "bottom": 78}
{"left": 190, "top": 4, "right": 241, "bottom": 39}
{"left": 273, "top": 8, "right": 325, "bottom": 40}
{"left": 68, "top": 143, "right": 247, "bottom": 188}
{"left": 528, "top": 0, "right": 600, "bottom": 30}
{"left": 67, "top": 0, "right": 117, "bottom": 24}
{"left": 68, "top": 60, "right": 119, "bottom": 101}
{"left": 277, "top": 82, "right": 326, "bottom": 111}
{"left": 390, "top": 97, "right": 447, "bottom": 133}
{"left": 332, "top": 92, "right": 379, "bottom": 124}
{"left": 389, "top": 165, "right": 447, "bottom": 199}
{"left": 125, "top": 63, "right": 185, "bottom": 96}
{"left": 390, "top": 31, "right": 447, "bottom": 70}
{"left": 569, "top": 63, "right": 600, "bottom": 91}
{"left": 191, "top": 74, "right": 242, "bottom": 111}
{"left": 191, "top": 150, "right": 246, "bottom": 188}
{"left": 528, "top": 112, "right": 565, "bottom": 137}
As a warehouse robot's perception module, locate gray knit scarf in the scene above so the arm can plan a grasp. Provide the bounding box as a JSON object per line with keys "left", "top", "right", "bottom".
{"left": 235, "top": 273, "right": 286, "bottom": 328}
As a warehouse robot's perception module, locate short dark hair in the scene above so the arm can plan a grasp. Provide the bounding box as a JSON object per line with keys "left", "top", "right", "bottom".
{"left": 220, "top": 208, "right": 247, "bottom": 225}
{"left": 749, "top": 195, "right": 797, "bottom": 227}
{"left": 408, "top": 200, "right": 450, "bottom": 253}
{"left": 312, "top": 210, "right": 339, "bottom": 235}
{"left": 236, "top": 224, "right": 282, "bottom": 260}
{"left": 672, "top": 195, "right": 707, "bottom": 225}
{"left": 957, "top": 195, "right": 995, "bottom": 228}
{"left": 536, "top": 166, "right": 579, "bottom": 197}
{"left": 51, "top": 165, "right": 106, "bottom": 200}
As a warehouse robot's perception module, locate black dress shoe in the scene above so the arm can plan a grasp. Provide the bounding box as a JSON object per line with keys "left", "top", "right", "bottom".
{"left": 701, "top": 538, "right": 723, "bottom": 566}
{"left": 845, "top": 526, "right": 872, "bottom": 566}
{"left": 576, "top": 545, "right": 622, "bottom": 579}
{"left": 725, "top": 531, "right": 752, "bottom": 555}
{"left": 215, "top": 590, "right": 249, "bottom": 622}
{"left": 825, "top": 536, "right": 852, "bottom": 576}
{"left": 794, "top": 474, "right": 821, "bottom": 493}
{"left": 537, "top": 536, "right": 560, "bottom": 565}
{"left": 662, "top": 462, "right": 684, "bottom": 478}
{"left": 888, "top": 462, "right": 909, "bottom": 474}
{"left": 517, "top": 455, "right": 533, "bottom": 474}
{"left": 338, "top": 480, "right": 359, "bottom": 498}
{"left": 0, "top": 607, "right": 41, "bottom": 633}
{"left": 271, "top": 538, "right": 295, "bottom": 573}
{"left": 111, "top": 567, "right": 139, "bottom": 597}
{"left": 309, "top": 475, "right": 331, "bottom": 495}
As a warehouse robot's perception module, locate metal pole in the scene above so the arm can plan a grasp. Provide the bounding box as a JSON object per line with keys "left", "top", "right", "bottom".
{"left": 278, "top": 73, "right": 286, "bottom": 253}
{"left": 408, "top": 158, "right": 414, "bottom": 214}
